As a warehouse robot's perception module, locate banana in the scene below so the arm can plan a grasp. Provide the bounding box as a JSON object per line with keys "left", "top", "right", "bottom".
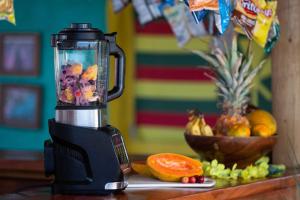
{"left": 185, "top": 110, "right": 214, "bottom": 136}
{"left": 191, "top": 118, "right": 202, "bottom": 135}
{"left": 200, "top": 116, "right": 214, "bottom": 136}
{"left": 201, "top": 125, "right": 214, "bottom": 136}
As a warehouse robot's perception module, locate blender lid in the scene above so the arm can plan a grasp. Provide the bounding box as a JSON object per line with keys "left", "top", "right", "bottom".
{"left": 51, "top": 23, "right": 105, "bottom": 47}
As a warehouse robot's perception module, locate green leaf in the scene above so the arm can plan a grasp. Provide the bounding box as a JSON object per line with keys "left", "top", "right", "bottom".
{"left": 231, "top": 34, "right": 238, "bottom": 68}
{"left": 190, "top": 50, "right": 220, "bottom": 68}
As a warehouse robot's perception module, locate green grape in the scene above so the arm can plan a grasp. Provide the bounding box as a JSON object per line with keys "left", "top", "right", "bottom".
{"left": 201, "top": 157, "right": 285, "bottom": 181}
{"left": 230, "top": 169, "right": 242, "bottom": 180}
{"left": 257, "top": 166, "right": 269, "bottom": 178}
{"left": 217, "top": 163, "right": 225, "bottom": 171}
{"left": 255, "top": 156, "right": 270, "bottom": 165}
{"left": 211, "top": 159, "right": 218, "bottom": 167}
{"left": 247, "top": 166, "right": 258, "bottom": 178}
{"left": 240, "top": 169, "right": 251, "bottom": 180}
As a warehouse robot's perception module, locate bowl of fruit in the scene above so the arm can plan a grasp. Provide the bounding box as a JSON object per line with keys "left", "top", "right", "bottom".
{"left": 184, "top": 109, "right": 277, "bottom": 168}
{"left": 185, "top": 36, "right": 277, "bottom": 168}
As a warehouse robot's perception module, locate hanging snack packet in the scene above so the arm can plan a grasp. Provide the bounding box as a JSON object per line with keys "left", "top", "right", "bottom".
{"left": 264, "top": 16, "right": 280, "bottom": 54}
{"left": 132, "top": 0, "right": 153, "bottom": 25}
{"left": 252, "top": 1, "right": 277, "bottom": 47}
{"left": 183, "top": 0, "right": 208, "bottom": 24}
{"left": 163, "top": 4, "right": 191, "bottom": 47}
{"left": 184, "top": 4, "right": 208, "bottom": 36}
{"left": 112, "top": 0, "right": 130, "bottom": 12}
{"left": 133, "top": 0, "right": 164, "bottom": 25}
{"left": 232, "top": 0, "right": 258, "bottom": 39}
{"left": 189, "top": 0, "right": 219, "bottom": 11}
{"left": 147, "top": 0, "right": 163, "bottom": 19}
{"left": 0, "top": 0, "right": 15, "bottom": 25}
{"left": 214, "top": 0, "right": 231, "bottom": 34}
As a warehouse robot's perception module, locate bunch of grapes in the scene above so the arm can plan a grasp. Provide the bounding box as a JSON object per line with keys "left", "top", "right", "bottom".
{"left": 202, "top": 156, "right": 285, "bottom": 180}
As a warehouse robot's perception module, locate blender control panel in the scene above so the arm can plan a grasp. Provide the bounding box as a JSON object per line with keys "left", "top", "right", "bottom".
{"left": 112, "top": 133, "right": 130, "bottom": 173}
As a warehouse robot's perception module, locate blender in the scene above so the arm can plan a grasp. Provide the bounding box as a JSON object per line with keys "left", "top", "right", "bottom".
{"left": 44, "top": 23, "right": 130, "bottom": 195}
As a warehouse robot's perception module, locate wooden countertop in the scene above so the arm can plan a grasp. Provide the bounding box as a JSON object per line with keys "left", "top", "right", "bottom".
{"left": 0, "top": 151, "right": 299, "bottom": 200}
{"left": 0, "top": 173, "right": 299, "bottom": 200}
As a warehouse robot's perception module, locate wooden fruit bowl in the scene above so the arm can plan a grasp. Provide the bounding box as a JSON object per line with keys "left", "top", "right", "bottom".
{"left": 184, "top": 133, "right": 277, "bottom": 168}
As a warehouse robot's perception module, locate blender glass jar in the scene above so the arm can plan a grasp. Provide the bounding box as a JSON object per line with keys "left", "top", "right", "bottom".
{"left": 54, "top": 40, "right": 109, "bottom": 106}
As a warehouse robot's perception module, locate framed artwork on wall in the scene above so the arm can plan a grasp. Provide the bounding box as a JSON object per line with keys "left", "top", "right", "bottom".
{"left": 0, "top": 33, "right": 40, "bottom": 76}
{"left": 0, "top": 85, "right": 41, "bottom": 129}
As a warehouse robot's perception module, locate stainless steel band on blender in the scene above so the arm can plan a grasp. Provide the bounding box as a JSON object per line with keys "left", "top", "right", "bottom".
{"left": 55, "top": 109, "right": 107, "bottom": 128}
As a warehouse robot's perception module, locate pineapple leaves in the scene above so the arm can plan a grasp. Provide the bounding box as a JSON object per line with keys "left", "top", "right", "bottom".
{"left": 190, "top": 49, "right": 232, "bottom": 87}
{"left": 189, "top": 35, "right": 266, "bottom": 115}
{"left": 237, "top": 54, "right": 254, "bottom": 85}
{"left": 231, "top": 56, "right": 242, "bottom": 79}
{"left": 231, "top": 34, "right": 238, "bottom": 68}
{"left": 190, "top": 50, "right": 220, "bottom": 67}
{"left": 236, "top": 59, "right": 266, "bottom": 96}
{"left": 212, "top": 48, "right": 229, "bottom": 68}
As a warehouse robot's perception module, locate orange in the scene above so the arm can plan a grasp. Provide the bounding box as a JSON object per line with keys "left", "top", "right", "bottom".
{"left": 247, "top": 110, "right": 277, "bottom": 137}
{"left": 227, "top": 124, "right": 251, "bottom": 137}
{"left": 252, "top": 124, "right": 272, "bottom": 137}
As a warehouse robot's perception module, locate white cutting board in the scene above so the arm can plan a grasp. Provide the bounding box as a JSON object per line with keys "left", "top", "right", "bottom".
{"left": 127, "top": 174, "right": 215, "bottom": 188}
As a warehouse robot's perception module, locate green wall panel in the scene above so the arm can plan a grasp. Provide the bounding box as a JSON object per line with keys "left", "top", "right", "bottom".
{"left": 0, "top": 0, "right": 107, "bottom": 150}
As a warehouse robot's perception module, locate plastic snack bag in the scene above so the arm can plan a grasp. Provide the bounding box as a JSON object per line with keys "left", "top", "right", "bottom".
{"left": 0, "top": 0, "right": 15, "bottom": 25}
{"left": 184, "top": 4, "right": 208, "bottom": 36}
{"left": 189, "top": 0, "right": 219, "bottom": 11}
{"left": 264, "top": 16, "right": 280, "bottom": 54}
{"left": 163, "top": 4, "right": 191, "bottom": 47}
{"left": 214, "top": 0, "right": 231, "bottom": 34}
{"left": 112, "top": 0, "right": 130, "bottom": 12}
{"left": 147, "top": 0, "right": 163, "bottom": 18}
{"left": 132, "top": 0, "right": 153, "bottom": 25}
{"left": 232, "top": 0, "right": 258, "bottom": 39}
{"left": 183, "top": 0, "right": 208, "bottom": 24}
{"left": 252, "top": 1, "right": 277, "bottom": 47}
{"left": 133, "top": 0, "right": 163, "bottom": 25}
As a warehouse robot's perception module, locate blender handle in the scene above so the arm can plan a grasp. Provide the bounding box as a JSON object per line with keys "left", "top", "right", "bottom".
{"left": 105, "top": 33, "right": 125, "bottom": 102}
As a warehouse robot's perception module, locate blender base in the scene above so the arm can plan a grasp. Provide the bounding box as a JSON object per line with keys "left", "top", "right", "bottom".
{"left": 44, "top": 119, "right": 130, "bottom": 195}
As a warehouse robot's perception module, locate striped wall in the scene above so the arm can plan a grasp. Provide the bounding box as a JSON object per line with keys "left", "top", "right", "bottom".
{"left": 128, "top": 19, "right": 272, "bottom": 156}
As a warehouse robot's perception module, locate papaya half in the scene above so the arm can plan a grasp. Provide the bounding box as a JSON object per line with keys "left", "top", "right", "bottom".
{"left": 146, "top": 153, "right": 203, "bottom": 182}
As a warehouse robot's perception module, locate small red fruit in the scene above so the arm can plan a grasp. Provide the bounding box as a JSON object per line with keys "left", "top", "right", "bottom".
{"left": 181, "top": 176, "right": 189, "bottom": 184}
{"left": 198, "top": 176, "right": 205, "bottom": 183}
{"left": 189, "top": 176, "right": 196, "bottom": 183}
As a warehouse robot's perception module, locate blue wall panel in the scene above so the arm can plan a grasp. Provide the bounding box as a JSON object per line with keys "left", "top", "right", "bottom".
{"left": 0, "top": 0, "right": 107, "bottom": 150}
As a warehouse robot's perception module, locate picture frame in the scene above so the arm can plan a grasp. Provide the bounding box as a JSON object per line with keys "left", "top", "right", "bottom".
{"left": 0, "top": 85, "right": 41, "bottom": 129}
{"left": 0, "top": 33, "right": 40, "bottom": 76}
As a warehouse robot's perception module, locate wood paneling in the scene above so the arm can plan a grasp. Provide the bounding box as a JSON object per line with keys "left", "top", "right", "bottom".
{"left": 272, "top": 0, "right": 300, "bottom": 166}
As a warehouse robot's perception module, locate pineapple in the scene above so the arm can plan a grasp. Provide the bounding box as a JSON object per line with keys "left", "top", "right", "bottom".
{"left": 191, "top": 35, "right": 266, "bottom": 135}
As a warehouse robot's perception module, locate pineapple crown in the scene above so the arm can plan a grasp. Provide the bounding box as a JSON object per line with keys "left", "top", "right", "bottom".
{"left": 191, "top": 35, "right": 266, "bottom": 116}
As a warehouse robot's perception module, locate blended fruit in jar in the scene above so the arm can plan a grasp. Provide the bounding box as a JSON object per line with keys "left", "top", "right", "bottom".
{"left": 59, "top": 63, "right": 99, "bottom": 106}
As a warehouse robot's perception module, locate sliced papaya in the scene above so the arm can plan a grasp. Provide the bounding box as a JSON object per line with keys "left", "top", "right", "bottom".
{"left": 131, "top": 161, "right": 153, "bottom": 177}
{"left": 147, "top": 153, "right": 203, "bottom": 182}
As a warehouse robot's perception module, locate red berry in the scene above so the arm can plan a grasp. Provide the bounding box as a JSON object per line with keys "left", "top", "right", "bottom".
{"left": 189, "top": 176, "right": 196, "bottom": 183}
{"left": 75, "top": 91, "right": 81, "bottom": 97}
{"left": 197, "top": 176, "right": 205, "bottom": 183}
{"left": 181, "top": 176, "right": 189, "bottom": 184}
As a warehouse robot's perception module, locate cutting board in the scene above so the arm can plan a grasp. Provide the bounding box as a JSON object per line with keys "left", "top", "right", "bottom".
{"left": 127, "top": 175, "right": 215, "bottom": 188}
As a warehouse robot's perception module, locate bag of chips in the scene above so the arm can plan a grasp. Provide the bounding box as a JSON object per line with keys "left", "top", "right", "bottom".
{"left": 214, "top": 0, "right": 231, "bottom": 34}
{"left": 264, "top": 16, "right": 280, "bottom": 54}
{"left": 184, "top": 4, "right": 208, "bottom": 36}
{"left": 183, "top": 0, "right": 208, "bottom": 24}
{"left": 232, "top": 0, "right": 257, "bottom": 39}
{"left": 189, "top": 0, "right": 219, "bottom": 11}
{"left": 0, "top": 0, "right": 15, "bottom": 25}
{"left": 232, "top": 0, "right": 278, "bottom": 47}
{"left": 112, "top": 0, "right": 130, "bottom": 12}
{"left": 163, "top": 4, "right": 191, "bottom": 47}
{"left": 252, "top": 1, "right": 277, "bottom": 47}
